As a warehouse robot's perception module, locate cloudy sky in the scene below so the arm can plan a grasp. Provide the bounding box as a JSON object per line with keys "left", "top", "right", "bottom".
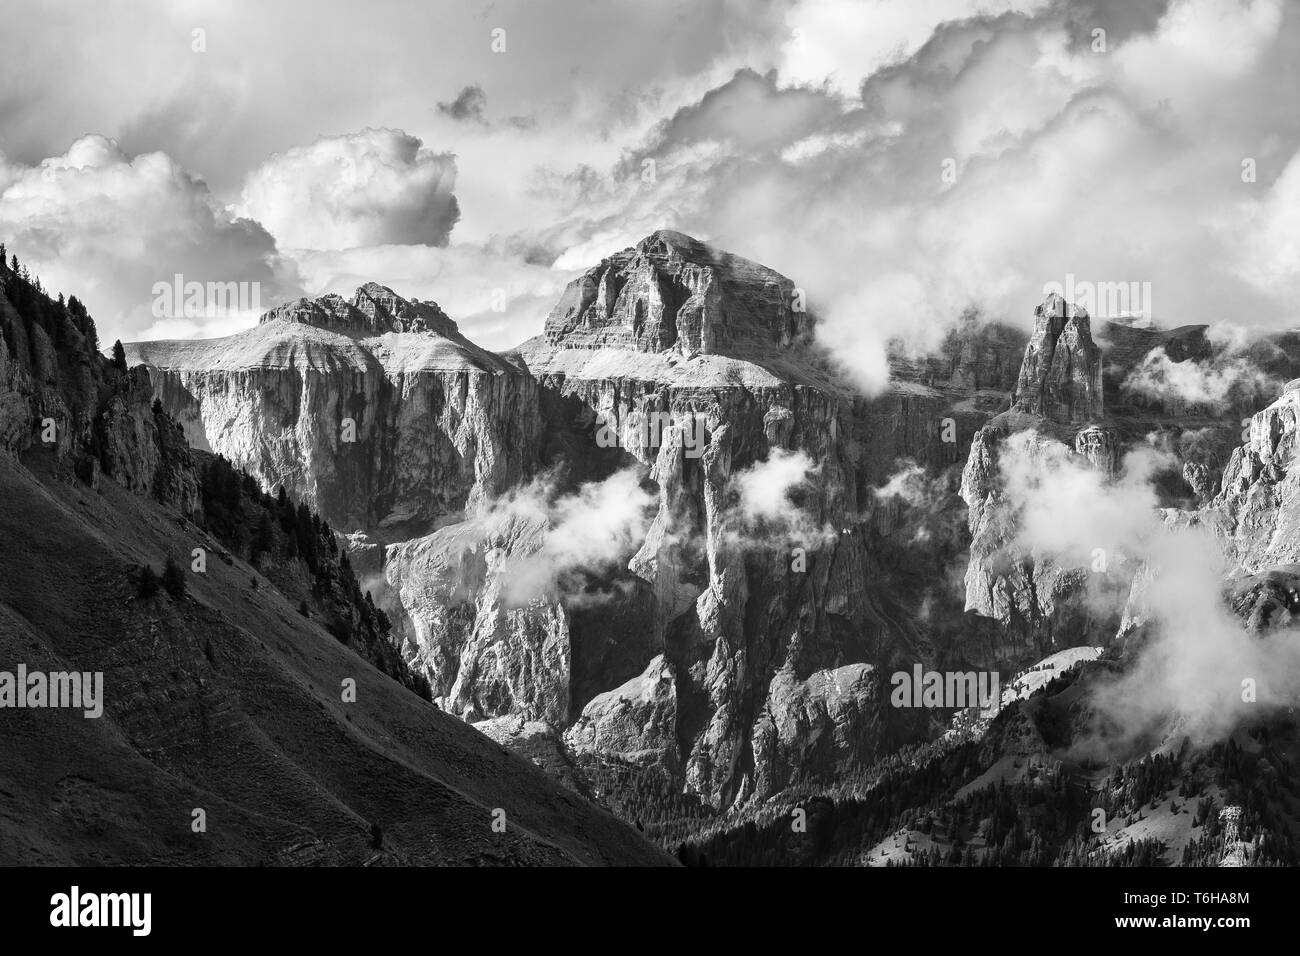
{"left": 1, "top": 0, "right": 1297, "bottom": 391}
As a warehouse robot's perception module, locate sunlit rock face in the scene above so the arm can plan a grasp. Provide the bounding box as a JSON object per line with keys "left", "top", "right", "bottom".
{"left": 126, "top": 284, "right": 542, "bottom": 533}
{"left": 563, "top": 655, "right": 680, "bottom": 772}
{"left": 543, "top": 230, "right": 812, "bottom": 360}
{"left": 1183, "top": 460, "right": 1217, "bottom": 503}
{"left": 1193, "top": 379, "right": 1300, "bottom": 573}
{"left": 1074, "top": 424, "right": 1118, "bottom": 475}
{"left": 1013, "top": 293, "right": 1104, "bottom": 424}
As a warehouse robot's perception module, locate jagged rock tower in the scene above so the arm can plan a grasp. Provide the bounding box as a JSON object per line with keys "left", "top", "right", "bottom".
{"left": 1013, "top": 293, "right": 1104, "bottom": 424}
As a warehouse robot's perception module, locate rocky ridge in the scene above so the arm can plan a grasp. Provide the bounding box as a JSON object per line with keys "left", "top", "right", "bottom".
{"left": 136, "top": 231, "right": 1246, "bottom": 815}
{"left": 126, "top": 284, "right": 540, "bottom": 533}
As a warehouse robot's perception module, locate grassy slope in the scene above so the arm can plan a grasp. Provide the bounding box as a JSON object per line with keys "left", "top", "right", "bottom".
{"left": 0, "top": 447, "right": 672, "bottom": 866}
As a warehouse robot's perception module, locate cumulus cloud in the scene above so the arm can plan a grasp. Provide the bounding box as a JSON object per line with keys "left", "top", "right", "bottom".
{"left": 0, "top": 135, "right": 298, "bottom": 344}
{"left": 777, "top": 0, "right": 1055, "bottom": 96}
{"left": 235, "top": 128, "right": 460, "bottom": 250}
{"left": 994, "top": 430, "right": 1300, "bottom": 750}
{"left": 1235, "top": 148, "right": 1300, "bottom": 303}
{"left": 0, "top": 0, "right": 781, "bottom": 191}
{"left": 649, "top": 68, "right": 846, "bottom": 154}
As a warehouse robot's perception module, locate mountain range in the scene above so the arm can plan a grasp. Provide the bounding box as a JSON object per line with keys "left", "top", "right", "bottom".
{"left": 3, "top": 228, "right": 1298, "bottom": 865}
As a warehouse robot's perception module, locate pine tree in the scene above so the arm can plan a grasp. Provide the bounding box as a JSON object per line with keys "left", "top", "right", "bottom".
{"left": 252, "top": 510, "right": 275, "bottom": 560}
{"left": 162, "top": 554, "right": 186, "bottom": 598}
{"left": 138, "top": 564, "right": 159, "bottom": 598}
{"left": 112, "top": 339, "right": 127, "bottom": 373}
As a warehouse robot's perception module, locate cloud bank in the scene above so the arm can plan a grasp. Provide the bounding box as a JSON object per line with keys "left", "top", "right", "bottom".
{"left": 995, "top": 430, "right": 1300, "bottom": 751}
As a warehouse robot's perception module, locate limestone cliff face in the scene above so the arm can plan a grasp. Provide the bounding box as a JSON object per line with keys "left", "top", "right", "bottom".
{"left": 749, "top": 663, "right": 878, "bottom": 799}
{"left": 1074, "top": 424, "right": 1118, "bottom": 473}
{"left": 1116, "top": 383, "right": 1300, "bottom": 639}
{"left": 375, "top": 234, "right": 1038, "bottom": 807}
{"left": 383, "top": 231, "right": 893, "bottom": 808}
{"left": 860, "top": 314, "right": 1025, "bottom": 488}
{"left": 562, "top": 655, "right": 680, "bottom": 770}
{"left": 384, "top": 509, "right": 575, "bottom": 726}
{"left": 126, "top": 284, "right": 541, "bottom": 533}
{"left": 262, "top": 282, "right": 461, "bottom": 337}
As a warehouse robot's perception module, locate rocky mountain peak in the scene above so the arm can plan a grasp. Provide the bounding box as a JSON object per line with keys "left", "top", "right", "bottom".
{"left": 543, "top": 229, "right": 812, "bottom": 360}
{"left": 259, "top": 283, "right": 459, "bottom": 337}
{"left": 1012, "top": 292, "right": 1104, "bottom": 423}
